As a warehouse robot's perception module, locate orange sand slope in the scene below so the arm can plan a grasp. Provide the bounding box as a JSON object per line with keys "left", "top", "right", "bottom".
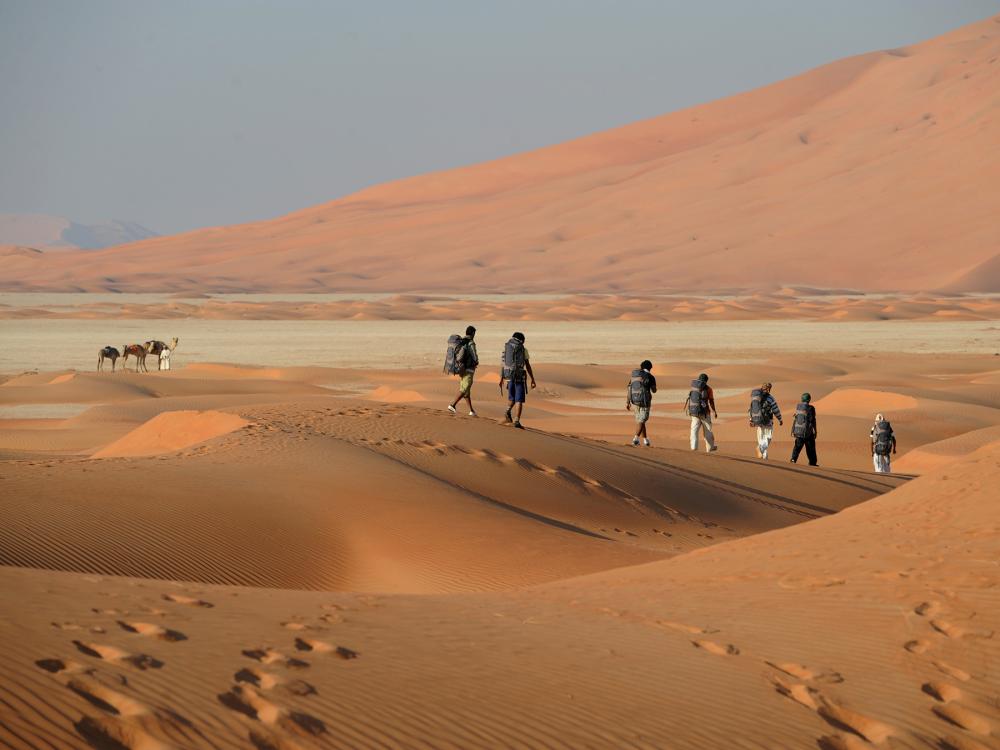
{"left": 0, "top": 442, "right": 996, "bottom": 749}
{"left": 0, "top": 394, "right": 901, "bottom": 593}
{"left": 91, "top": 410, "right": 248, "bottom": 458}
{"left": 3, "top": 15, "right": 1000, "bottom": 295}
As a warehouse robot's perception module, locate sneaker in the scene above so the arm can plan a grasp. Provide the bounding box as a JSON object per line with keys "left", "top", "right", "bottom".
{"left": 708, "top": 445, "right": 718, "bottom": 452}
{"left": 447, "top": 404, "right": 457, "bottom": 414}
{"left": 631, "top": 437, "right": 640, "bottom": 446}
{"left": 468, "top": 410, "right": 477, "bottom": 417}
{"left": 513, "top": 421, "right": 525, "bottom": 430}
{"left": 643, "top": 438, "right": 651, "bottom": 447}
{"left": 504, "top": 410, "right": 513, "bottom": 423}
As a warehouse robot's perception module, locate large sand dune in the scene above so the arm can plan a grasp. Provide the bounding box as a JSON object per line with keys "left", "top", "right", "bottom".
{"left": 3, "top": 15, "right": 999, "bottom": 295}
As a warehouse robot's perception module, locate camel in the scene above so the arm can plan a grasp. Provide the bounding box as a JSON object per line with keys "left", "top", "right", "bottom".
{"left": 121, "top": 344, "right": 149, "bottom": 372}
{"left": 97, "top": 346, "right": 120, "bottom": 372}
{"left": 144, "top": 337, "right": 179, "bottom": 371}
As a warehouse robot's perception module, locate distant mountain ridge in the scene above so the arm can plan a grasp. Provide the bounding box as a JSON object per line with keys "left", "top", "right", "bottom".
{"left": 0, "top": 214, "right": 157, "bottom": 250}
{"left": 2, "top": 14, "right": 999, "bottom": 293}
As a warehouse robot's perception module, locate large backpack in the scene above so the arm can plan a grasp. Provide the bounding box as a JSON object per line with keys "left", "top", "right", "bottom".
{"left": 443, "top": 334, "right": 466, "bottom": 375}
{"left": 502, "top": 338, "right": 526, "bottom": 381}
{"left": 687, "top": 379, "right": 708, "bottom": 417}
{"left": 873, "top": 420, "right": 894, "bottom": 455}
{"left": 629, "top": 369, "right": 652, "bottom": 407}
{"left": 792, "top": 402, "right": 812, "bottom": 438}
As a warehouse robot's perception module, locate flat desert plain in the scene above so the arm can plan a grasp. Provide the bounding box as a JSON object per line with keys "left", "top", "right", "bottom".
{"left": 1, "top": 331, "right": 998, "bottom": 749}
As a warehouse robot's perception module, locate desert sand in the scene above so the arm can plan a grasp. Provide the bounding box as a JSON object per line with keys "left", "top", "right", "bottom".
{"left": 2, "top": 16, "right": 999, "bottom": 295}
{"left": 2, "top": 291, "right": 999, "bottom": 322}
{"left": 1, "top": 347, "right": 998, "bottom": 748}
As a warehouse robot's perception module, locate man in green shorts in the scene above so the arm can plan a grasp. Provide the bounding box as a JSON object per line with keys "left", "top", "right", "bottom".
{"left": 447, "top": 326, "right": 479, "bottom": 416}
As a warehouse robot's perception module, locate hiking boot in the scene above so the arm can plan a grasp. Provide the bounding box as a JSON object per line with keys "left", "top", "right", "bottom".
{"left": 447, "top": 404, "right": 457, "bottom": 414}
{"left": 504, "top": 409, "right": 513, "bottom": 423}
{"left": 513, "top": 421, "right": 525, "bottom": 430}
{"left": 631, "top": 437, "right": 640, "bottom": 446}
{"left": 643, "top": 438, "right": 651, "bottom": 447}
{"left": 708, "top": 445, "right": 718, "bottom": 452}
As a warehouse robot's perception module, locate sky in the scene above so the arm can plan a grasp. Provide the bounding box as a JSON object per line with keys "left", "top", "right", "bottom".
{"left": 1, "top": 1, "right": 997, "bottom": 234}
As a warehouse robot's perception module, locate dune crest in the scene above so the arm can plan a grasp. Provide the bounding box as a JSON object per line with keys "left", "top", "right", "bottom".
{"left": 91, "top": 410, "right": 249, "bottom": 458}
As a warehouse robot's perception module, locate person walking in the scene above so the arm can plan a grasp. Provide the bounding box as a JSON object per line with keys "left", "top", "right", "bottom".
{"left": 499, "top": 331, "right": 536, "bottom": 430}
{"left": 870, "top": 413, "right": 896, "bottom": 473}
{"left": 626, "top": 360, "right": 657, "bottom": 446}
{"left": 790, "top": 393, "right": 818, "bottom": 466}
{"left": 748, "top": 382, "right": 783, "bottom": 459}
{"left": 447, "top": 325, "right": 479, "bottom": 416}
{"left": 685, "top": 373, "right": 718, "bottom": 452}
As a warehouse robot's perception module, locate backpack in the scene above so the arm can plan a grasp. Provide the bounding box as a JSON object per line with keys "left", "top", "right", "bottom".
{"left": 502, "top": 338, "right": 526, "bottom": 381}
{"left": 749, "top": 389, "right": 774, "bottom": 426}
{"left": 687, "top": 379, "right": 708, "bottom": 417}
{"left": 792, "top": 402, "right": 813, "bottom": 438}
{"left": 629, "top": 369, "right": 652, "bottom": 407}
{"left": 443, "top": 334, "right": 465, "bottom": 375}
{"left": 873, "top": 420, "right": 894, "bottom": 455}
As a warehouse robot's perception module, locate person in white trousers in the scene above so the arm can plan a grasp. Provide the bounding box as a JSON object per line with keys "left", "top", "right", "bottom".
{"left": 751, "top": 383, "right": 783, "bottom": 459}
{"left": 871, "top": 413, "right": 896, "bottom": 473}
{"left": 686, "top": 373, "right": 718, "bottom": 452}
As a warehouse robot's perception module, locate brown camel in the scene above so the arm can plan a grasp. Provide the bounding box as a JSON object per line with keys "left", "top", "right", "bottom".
{"left": 121, "top": 344, "right": 149, "bottom": 372}
{"left": 97, "top": 346, "right": 120, "bottom": 372}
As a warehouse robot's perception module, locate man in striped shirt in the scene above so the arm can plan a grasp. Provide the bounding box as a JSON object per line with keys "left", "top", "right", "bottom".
{"left": 750, "top": 382, "right": 783, "bottom": 460}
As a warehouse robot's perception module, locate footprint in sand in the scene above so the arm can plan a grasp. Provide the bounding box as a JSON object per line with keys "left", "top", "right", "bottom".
{"left": 929, "top": 619, "right": 994, "bottom": 640}
{"left": 932, "top": 661, "right": 971, "bottom": 682}
{"left": 117, "top": 620, "right": 188, "bottom": 642}
{"left": 235, "top": 667, "right": 317, "bottom": 697}
{"left": 691, "top": 639, "right": 739, "bottom": 656}
{"left": 35, "top": 658, "right": 89, "bottom": 675}
{"left": 72, "top": 641, "right": 164, "bottom": 670}
{"left": 766, "top": 661, "right": 844, "bottom": 684}
{"left": 242, "top": 647, "right": 310, "bottom": 669}
{"left": 904, "top": 639, "right": 931, "bottom": 654}
{"left": 218, "top": 684, "right": 326, "bottom": 738}
{"left": 68, "top": 676, "right": 149, "bottom": 718}
{"left": 293, "top": 638, "right": 358, "bottom": 660}
{"left": 914, "top": 600, "right": 942, "bottom": 617}
{"left": 658, "top": 621, "right": 718, "bottom": 635}
{"left": 933, "top": 703, "right": 994, "bottom": 736}
{"left": 161, "top": 593, "right": 214, "bottom": 608}
{"left": 65, "top": 674, "right": 193, "bottom": 750}
{"left": 51, "top": 621, "right": 84, "bottom": 631}
{"left": 771, "top": 677, "right": 895, "bottom": 745}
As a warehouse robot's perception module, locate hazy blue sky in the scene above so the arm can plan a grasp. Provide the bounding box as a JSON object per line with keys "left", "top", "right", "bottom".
{"left": 1, "top": 1, "right": 996, "bottom": 233}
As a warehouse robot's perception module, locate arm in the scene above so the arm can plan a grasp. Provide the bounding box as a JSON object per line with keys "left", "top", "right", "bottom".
{"left": 811, "top": 408, "right": 818, "bottom": 438}
{"left": 770, "top": 397, "right": 783, "bottom": 425}
{"left": 708, "top": 388, "right": 718, "bottom": 418}
{"left": 625, "top": 382, "right": 632, "bottom": 410}
{"left": 525, "top": 360, "right": 536, "bottom": 389}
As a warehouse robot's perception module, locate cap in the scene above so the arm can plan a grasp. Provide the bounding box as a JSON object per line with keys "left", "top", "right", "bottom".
{"left": 801, "top": 392, "right": 811, "bottom": 402}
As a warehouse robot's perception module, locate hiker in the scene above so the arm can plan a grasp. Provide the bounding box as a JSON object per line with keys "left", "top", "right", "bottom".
{"left": 626, "top": 360, "right": 657, "bottom": 446}
{"left": 446, "top": 325, "right": 479, "bottom": 416}
{"left": 498, "top": 331, "right": 536, "bottom": 430}
{"left": 685, "top": 373, "right": 718, "bottom": 452}
{"left": 870, "top": 413, "right": 896, "bottom": 473}
{"left": 790, "top": 393, "right": 818, "bottom": 466}
{"left": 748, "top": 382, "right": 783, "bottom": 459}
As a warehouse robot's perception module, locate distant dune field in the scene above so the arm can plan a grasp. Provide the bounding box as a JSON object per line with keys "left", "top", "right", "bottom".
{"left": 2, "top": 15, "right": 999, "bottom": 294}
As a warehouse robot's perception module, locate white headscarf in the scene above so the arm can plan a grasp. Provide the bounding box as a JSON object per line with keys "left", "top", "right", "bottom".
{"left": 875, "top": 413, "right": 885, "bottom": 422}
